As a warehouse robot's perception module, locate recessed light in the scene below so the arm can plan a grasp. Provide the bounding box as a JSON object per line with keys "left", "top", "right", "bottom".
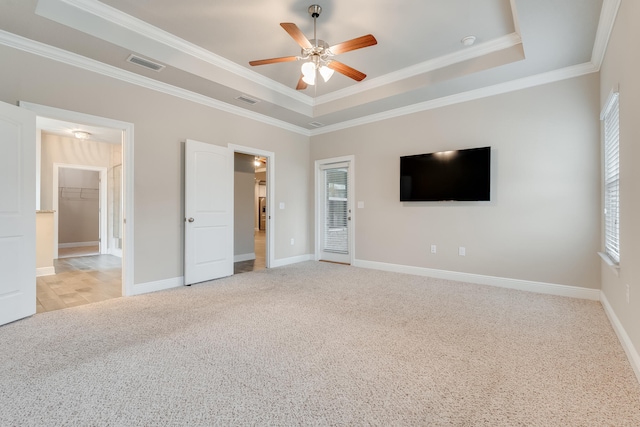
{"left": 461, "top": 35, "right": 476, "bottom": 46}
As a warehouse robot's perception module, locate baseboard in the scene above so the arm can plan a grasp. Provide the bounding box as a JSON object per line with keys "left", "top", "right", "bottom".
{"left": 36, "top": 266, "right": 55, "bottom": 277}
{"left": 234, "top": 252, "right": 256, "bottom": 262}
{"left": 131, "top": 276, "right": 183, "bottom": 296}
{"left": 271, "top": 254, "right": 314, "bottom": 268}
{"left": 58, "top": 241, "right": 99, "bottom": 248}
{"left": 600, "top": 293, "right": 640, "bottom": 384}
{"left": 109, "top": 248, "right": 123, "bottom": 258}
{"left": 353, "top": 259, "right": 601, "bottom": 301}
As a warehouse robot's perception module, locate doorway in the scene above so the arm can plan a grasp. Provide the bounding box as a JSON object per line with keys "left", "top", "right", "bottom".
{"left": 233, "top": 153, "right": 268, "bottom": 274}
{"left": 53, "top": 164, "right": 107, "bottom": 259}
{"left": 230, "top": 144, "right": 274, "bottom": 273}
{"left": 36, "top": 133, "right": 122, "bottom": 313}
{"left": 315, "top": 156, "right": 355, "bottom": 264}
{"left": 21, "top": 101, "right": 134, "bottom": 302}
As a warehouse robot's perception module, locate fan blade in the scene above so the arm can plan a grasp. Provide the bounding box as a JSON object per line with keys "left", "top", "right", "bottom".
{"left": 329, "top": 34, "right": 377, "bottom": 55}
{"left": 327, "top": 61, "right": 367, "bottom": 81}
{"left": 249, "top": 56, "right": 299, "bottom": 66}
{"left": 296, "top": 76, "right": 308, "bottom": 90}
{"left": 280, "top": 23, "right": 312, "bottom": 49}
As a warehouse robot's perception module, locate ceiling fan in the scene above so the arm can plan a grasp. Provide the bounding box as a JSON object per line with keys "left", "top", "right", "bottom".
{"left": 249, "top": 4, "right": 377, "bottom": 90}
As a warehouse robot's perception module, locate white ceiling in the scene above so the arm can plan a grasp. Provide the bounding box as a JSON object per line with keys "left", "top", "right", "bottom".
{"left": 0, "top": 0, "right": 610, "bottom": 134}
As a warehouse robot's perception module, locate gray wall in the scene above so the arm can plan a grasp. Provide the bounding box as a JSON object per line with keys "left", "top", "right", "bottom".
{"left": 0, "top": 44, "right": 311, "bottom": 285}
{"left": 234, "top": 152, "right": 256, "bottom": 258}
{"left": 311, "top": 74, "right": 601, "bottom": 289}
{"left": 599, "top": 0, "right": 640, "bottom": 370}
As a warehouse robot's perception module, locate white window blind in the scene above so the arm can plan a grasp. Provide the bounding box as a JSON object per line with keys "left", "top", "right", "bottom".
{"left": 324, "top": 167, "right": 348, "bottom": 254}
{"left": 602, "top": 91, "right": 620, "bottom": 264}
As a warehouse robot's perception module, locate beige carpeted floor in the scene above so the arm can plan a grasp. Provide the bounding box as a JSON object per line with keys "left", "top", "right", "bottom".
{"left": 1, "top": 261, "right": 639, "bottom": 426}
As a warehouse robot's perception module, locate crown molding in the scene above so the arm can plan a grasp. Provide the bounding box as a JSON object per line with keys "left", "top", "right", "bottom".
{"left": 38, "top": 0, "right": 313, "bottom": 107}
{"left": 0, "top": 27, "right": 598, "bottom": 139}
{"left": 0, "top": 30, "right": 310, "bottom": 136}
{"left": 315, "top": 32, "right": 523, "bottom": 106}
{"left": 310, "top": 62, "right": 599, "bottom": 136}
{"left": 1, "top": 0, "right": 617, "bottom": 139}
{"left": 591, "top": 0, "right": 621, "bottom": 70}
{"left": 41, "top": 0, "right": 526, "bottom": 112}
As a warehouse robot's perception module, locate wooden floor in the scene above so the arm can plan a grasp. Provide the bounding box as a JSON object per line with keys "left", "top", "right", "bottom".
{"left": 234, "top": 230, "right": 266, "bottom": 274}
{"left": 36, "top": 254, "right": 122, "bottom": 314}
{"left": 38, "top": 231, "right": 266, "bottom": 314}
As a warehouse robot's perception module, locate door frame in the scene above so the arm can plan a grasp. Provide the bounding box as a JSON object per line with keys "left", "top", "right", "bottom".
{"left": 20, "top": 102, "right": 135, "bottom": 297}
{"left": 228, "top": 143, "right": 274, "bottom": 268}
{"left": 315, "top": 155, "right": 355, "bottom": 264}
{"left": 53, "top": 164, "right": 107, "bottom": 259}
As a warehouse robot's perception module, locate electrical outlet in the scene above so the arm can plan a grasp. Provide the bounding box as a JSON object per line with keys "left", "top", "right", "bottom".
{"left": 431, "top": 245, "right": 437, "bottom": 254}
{"left": 626, "top": 284, "right": 630, "bottom": 304}
{"left": 458, "top": 247, "right": 466, "bottom": 256}
{"left": 290, "top": 238, "right": 295, "bottom": 246}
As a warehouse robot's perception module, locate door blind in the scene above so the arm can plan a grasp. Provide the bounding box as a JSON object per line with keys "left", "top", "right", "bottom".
{"left": 324, "top": 167, "right": 348, "bottom": 253}
{"left": 602, "top": 92, "right": 620, "bottom": 264}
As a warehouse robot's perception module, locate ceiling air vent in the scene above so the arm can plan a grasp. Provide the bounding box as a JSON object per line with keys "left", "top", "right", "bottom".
{"left": 308, "top": 121, "right": 325, "bottom": 128}
{"left": 126, "top": 54, "right": 165, "bottom": 72}
{"left": 235, "top": 95, "right": 260, "bottom": 105}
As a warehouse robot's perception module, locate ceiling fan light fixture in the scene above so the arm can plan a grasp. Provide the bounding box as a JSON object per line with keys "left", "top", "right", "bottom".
{"left": 319, "top": 65, "right": 334, "bottom": 82}
{"left": 249, "top": 4, "right": 376, "bottom": 90}
{"left": 301, "top": 61, "right": 316, "bottom": 85}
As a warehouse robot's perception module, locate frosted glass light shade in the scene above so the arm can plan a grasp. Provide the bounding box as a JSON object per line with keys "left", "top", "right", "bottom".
{"left": 301, "top": 61, "right": 316, "bottom": 85}
{"left": 319, "top": 65, "right": 334, "bottom": 82}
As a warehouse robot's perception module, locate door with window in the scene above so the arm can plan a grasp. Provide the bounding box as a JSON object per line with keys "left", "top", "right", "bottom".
{"left": 316, "top": 157, "right": 353, "bottom": 264}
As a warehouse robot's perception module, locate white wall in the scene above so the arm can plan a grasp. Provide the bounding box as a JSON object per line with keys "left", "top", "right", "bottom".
{"left": 599, "top": 0, "right": 640, "bottom": 372}
{"left": 0, "top": 43, "right": 311, "bottom": 285}
{"left": 40, "top": 133, "right": 111, "bottom": 210}
{"left": 311, "top": 74, "right": 601, "bottom": 289}
{"left": 234, "top": 152, "right": 255, "bottom": 258}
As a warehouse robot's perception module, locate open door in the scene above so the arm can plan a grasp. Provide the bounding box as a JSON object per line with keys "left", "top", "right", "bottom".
{"left": 0, "top": 101, "right": 36, "bottom": 326}
{"left": 184, "top": 139, "right": 233, "bottom": 285}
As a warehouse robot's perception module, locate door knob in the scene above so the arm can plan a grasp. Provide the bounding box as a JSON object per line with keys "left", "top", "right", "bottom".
{"left": 188, "top": 217, "right": 195, "bottom": 223}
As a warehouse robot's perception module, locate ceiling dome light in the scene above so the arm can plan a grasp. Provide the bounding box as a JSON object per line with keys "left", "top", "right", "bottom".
{"left": 73, "top": 131, "right": 91, "bottom": 140}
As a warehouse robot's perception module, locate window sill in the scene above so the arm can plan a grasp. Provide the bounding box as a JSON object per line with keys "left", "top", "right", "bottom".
{"left": 598, "top": 252, "right": 620, "bottom": 276}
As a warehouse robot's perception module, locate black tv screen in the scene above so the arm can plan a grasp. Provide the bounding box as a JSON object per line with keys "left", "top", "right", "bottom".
{"left": 400, "top": 146, "right": 491, "bottom": 201}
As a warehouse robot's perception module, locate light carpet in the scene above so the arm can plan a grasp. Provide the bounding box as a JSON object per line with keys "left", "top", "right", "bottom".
{"left": 1, "top": 261, "right": 639, "bottom": 426}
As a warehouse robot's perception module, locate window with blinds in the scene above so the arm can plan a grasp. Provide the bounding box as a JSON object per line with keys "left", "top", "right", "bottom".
{"left": 602, "top": 91, "right": 620, "bottom": 264}
{"left": 324, "top": 167, "right": 348, "bottom": 254}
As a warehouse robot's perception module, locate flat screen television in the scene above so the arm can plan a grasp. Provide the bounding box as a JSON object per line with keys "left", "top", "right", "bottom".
{"left": 400, "top": 146, "right": 491, "bottom": 202}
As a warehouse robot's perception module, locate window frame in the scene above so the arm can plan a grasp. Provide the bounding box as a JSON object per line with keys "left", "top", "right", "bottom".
{"left": 601, "top": 90, "right": 620, "bottom": 265}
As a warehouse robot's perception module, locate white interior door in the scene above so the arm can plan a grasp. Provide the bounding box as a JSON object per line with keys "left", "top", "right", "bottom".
{"left": 317, "top": 159, "right": 353, "bottom": 264}
{"left": 0, "top": 101, "right": 36, "bottom": 326}
{"left": 184, "top": 139, "right": 233, "bottom": 285}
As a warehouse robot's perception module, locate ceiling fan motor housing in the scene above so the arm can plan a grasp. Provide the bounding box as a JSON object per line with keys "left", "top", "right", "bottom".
{"left": 308, "top": 4, "right": 322, "bottom": 18}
